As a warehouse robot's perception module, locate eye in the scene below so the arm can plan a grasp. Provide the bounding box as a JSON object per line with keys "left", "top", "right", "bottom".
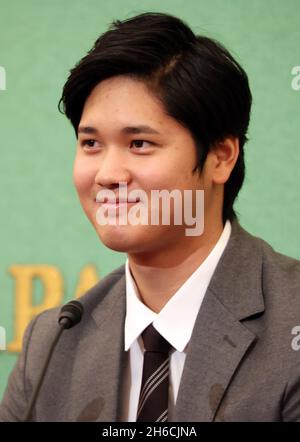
{"left": 130, "top": 140, "right": 153, "bottom": 149}
{"left": 80, "top": 139, "right": 99, "bottom": 149}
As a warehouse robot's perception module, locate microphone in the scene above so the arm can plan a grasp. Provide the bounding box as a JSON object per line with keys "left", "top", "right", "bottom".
{"left": 58, "top": 300, "right": 84, "bottom": 329}
{"left": 22, "top": 300, "right": 84, "bottom": 422}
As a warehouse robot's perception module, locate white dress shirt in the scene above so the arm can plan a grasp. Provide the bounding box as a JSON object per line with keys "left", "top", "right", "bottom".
{"left": 121, "top": 220, "right": 232, "bottom": 421}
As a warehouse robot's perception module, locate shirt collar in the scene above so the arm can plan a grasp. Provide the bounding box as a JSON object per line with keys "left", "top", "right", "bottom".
{"left": 124, "top": 220, "right": 232, "bottom": 352}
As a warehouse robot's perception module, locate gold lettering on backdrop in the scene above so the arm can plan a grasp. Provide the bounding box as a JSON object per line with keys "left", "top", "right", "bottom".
{"left": 7, "top": 265, "right": 63, "bottom": 353}
{"left": 7, "top": 264, "right": 100, "bottom": 353}
{"left": 74, "top": 265, "right": 99, "bottom": 298}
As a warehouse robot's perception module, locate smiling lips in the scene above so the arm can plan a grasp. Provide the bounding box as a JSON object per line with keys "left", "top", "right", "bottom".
{"left": 95, "top": 196, "right": 141, "bottom": 205}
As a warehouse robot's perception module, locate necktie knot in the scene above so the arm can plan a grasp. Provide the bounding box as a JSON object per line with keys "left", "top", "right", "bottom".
{"left": 142, "top": 324, "right": 172, "bottom": 354}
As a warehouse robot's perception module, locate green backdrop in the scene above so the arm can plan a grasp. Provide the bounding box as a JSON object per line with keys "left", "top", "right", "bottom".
{"left": 0, "top": 0, "right": 299, "bottom": 401}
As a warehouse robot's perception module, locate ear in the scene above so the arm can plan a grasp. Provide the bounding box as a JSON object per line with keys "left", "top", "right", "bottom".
{"left": 209, "top": 136, "right": 240, "bottom": 185}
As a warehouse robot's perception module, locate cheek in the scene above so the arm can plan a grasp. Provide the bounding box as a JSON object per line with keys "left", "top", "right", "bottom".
{"left": 73, "top": 156, "right": 95, "bottom": 196}
{"left": 141, "top": 157, "right": 183, "bottom": 190}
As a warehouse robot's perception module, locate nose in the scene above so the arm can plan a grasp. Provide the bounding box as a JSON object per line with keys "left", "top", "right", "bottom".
{"left": 94, "top": 147, "right": 131, "bottom": 189}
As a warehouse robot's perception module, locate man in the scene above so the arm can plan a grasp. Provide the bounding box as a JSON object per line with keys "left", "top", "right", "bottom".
{"left": 1, "top": 12, "right": 300, "bottom": 422}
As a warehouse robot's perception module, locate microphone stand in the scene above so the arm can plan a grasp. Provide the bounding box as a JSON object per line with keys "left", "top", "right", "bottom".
{"left": 22, "top": 300, "right": 83, "bottom": 422}
{"left": 22, "top": 318, "right": 69, "bottom": 422}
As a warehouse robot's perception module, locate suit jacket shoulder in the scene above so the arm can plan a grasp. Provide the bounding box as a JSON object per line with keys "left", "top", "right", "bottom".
{"left": 173, "top": 221, "right": 300, "bottom": 421}
{"left": 0, "top": 264, "right": 127, "bottom": 422}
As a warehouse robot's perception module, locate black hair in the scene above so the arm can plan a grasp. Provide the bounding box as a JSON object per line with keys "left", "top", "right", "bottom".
{"left": 59, "top": 12, "right": 252, "bottom": 223}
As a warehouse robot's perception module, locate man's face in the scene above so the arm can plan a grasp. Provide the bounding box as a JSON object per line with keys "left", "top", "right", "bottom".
{"left": 73, "top": 75, "right": 213, "bottom": 255}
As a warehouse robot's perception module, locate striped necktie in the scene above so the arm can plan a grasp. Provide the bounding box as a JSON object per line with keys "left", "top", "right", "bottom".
{"left": 136, "top": 324, "right": 172, "bottom": 422}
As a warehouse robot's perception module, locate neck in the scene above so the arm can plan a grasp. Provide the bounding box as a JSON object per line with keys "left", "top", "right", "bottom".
{"left": 128, "top": 218, "right": 225, "bottom": 313}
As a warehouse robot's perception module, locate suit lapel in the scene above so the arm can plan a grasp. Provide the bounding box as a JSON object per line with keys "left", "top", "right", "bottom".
{"left": 67, "top": 271, "right": 126, "bottom": 422}
{"left": 172, "top": 221, "right": 265, "bottom": 421}
{"left": 172, "top": 288, "right": 256, "bottom": 421}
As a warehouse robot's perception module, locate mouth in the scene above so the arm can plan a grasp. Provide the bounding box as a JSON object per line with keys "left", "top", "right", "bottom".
{"left": 94, "top": 196, "right": 141, "bottom": 206}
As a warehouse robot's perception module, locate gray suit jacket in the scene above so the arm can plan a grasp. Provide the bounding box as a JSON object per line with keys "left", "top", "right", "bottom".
{"left": 1, "top": 221, "right": 300, "bottom": 422}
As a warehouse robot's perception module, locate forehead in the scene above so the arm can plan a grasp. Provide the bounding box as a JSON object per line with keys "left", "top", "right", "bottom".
{"left": 79, "top": 75, "right": 183, "bottom": 135}
{"left": 82, "top": 75, "right": 162, "bottom": 110}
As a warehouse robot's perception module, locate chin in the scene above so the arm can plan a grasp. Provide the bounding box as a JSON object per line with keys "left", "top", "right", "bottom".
{"left": 95, "top": 226, "right": 141, "bottom": 253}
{"left": 95, "top": 222, "right": 164, "bottom": 254}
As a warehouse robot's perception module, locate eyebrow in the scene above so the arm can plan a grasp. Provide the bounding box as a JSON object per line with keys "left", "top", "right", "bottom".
{"left": 77, "top": 125, "right": 161, "bottom": 136}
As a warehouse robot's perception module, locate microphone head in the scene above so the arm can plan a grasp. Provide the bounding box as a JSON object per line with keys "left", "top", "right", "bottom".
{"left": 58, "top": 300, "right": 84, "bottom": 329}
